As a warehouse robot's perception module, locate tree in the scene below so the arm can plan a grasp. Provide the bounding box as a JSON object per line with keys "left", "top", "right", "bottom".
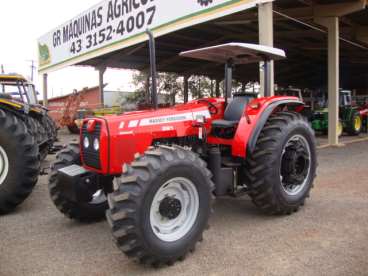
{"left": 189, "top": 75, "right": 214, "bottom": 99}
{"left": 127, "top": 71, "right": 219, "bottom": 106}
{"left": 158, "top": 73, "right": 183, "bottom": 105}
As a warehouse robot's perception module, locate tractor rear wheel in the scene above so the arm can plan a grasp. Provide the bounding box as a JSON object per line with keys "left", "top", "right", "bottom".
{"left": 106, "top": 145, "right": 214, "bottom": 267}
{"left": 48, "top": 143, "right": 108, "bottom": 221}
{"left": 0, "top": 109, "right": 40, "bottom": 214}
{"left": 245, "top": 112, "right": 317, "bottom": 215}
{"left": 44, "top": 114, "right": 58, "bottom": 142}
{"left": 346, "top": 112, "right": 362, "bottom": 136}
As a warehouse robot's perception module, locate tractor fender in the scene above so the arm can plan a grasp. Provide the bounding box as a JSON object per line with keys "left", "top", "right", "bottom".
{"left": 246, "top": 99, "right": 304, "bottom": 156}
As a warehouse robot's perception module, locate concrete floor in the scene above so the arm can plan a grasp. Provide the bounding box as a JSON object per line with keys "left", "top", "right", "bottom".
{"left": 316, "top": 132, "right": 368, "bottom": 147}
{"left": 1, "top": 132, "right": 368, "bottom": 276}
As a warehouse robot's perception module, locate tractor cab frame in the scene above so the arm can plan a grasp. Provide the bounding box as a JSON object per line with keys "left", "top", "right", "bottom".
{"left": 340, "top": 90, "right": 352, "bottom": 107}
{"left": 0, "top": 74, "right": 38, "bottom": 106}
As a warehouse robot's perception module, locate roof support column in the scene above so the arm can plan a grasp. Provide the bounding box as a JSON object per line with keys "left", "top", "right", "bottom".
{"left": 215, "top": 79, "right": 221, "bottom": 97}
{"left": 97, "top": 66, "right": 106, "bottom": 108}
{"left": 258, "top": 2, "right": 274, "bottom": 97}
{"left": 184, "top": 75, "right": 189, "bottom": 103}
{"left": 316, "top": 17, "right": 340, "bottom": 146}
{"left": 43, "top": 73, "right": 48, "bottom": 107}
{"left": 327, "top": 17, "right": 340, "bottom": 146}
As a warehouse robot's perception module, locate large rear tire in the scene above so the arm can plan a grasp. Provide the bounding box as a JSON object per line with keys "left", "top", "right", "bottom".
{"left": 245, "top": 112, "right": 317, "bottom": 215}
{"left": 106, "top": 145, "right": 214, "bottom": 266}
{"left": 0, "top": 109, "right": 40, "bottom": 214}
{"left": 48, "top": 143, "right": 108, "bottom": 221}
{"left": 44, "top": 114, "right": 58, "bottom": 142}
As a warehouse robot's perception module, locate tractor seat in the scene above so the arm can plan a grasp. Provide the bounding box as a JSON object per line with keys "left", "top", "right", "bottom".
{"left": 212, "top": 94, "right": 253, "bottom": 129}
{"left": 212, "top": 119, "right": 238, "bottom": 128}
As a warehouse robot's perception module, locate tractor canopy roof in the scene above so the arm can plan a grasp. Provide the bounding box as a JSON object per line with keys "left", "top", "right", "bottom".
{"left": 0, "top": 74, "right": 30, "bottom": 85}
{"left": 180, "top": 43, "right": 286, "bottom": 65}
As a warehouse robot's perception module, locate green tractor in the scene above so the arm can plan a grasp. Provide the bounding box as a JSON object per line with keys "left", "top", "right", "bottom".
{"left": 312, "top": 90, "right": 363, "bottom": 136}
{"left": 0, "top": 74, "right": 58, "bottom": 214}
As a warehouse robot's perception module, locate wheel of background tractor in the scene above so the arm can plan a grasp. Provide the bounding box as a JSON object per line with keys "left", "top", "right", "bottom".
{"left": 338, "top": 120, "right": 344, "bottom": 137}
{"left": 48, "top": 143, "right": 108, "bottom": 221}
{"left": 49, "top": 115, "right": 58, "bottom": 141}
{"left": 25, "top": 117, "right": 48, "bottom": 160}
{"left": 324, "top": 120, "right": 343, "bottom": 137}
{"left": 106, "top": 145, "right": 214, "bottom": 267}
{"left": 35, "top": 119, "right": 49, "bottom": 160}
{"left": 67, "top": 123, "right": 80, "bottom": 134}
{"left": 0, "top": 109, "right": 40, "bottom": 214}
{"left": 346, "top": 112, "right": 362, "bottom": 136}
{"left": 43, "top": 114, "right": 58, "bottom": 142}
{"left": 244, "top": 111, "right": 317, "bottom": 215}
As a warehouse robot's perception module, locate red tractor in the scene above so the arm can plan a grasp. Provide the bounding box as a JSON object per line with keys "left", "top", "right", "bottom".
{"left": 49, "top": 32, "right": 317, "bottom": 267}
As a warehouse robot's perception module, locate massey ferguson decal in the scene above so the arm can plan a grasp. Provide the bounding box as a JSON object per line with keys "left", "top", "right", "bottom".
{"left": 139, "top": 113, "right": 193, "bottom": 126}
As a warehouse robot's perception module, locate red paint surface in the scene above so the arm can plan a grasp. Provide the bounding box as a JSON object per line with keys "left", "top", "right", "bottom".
{"left": 81, "top": 96, "right": 301, "bottom": 175}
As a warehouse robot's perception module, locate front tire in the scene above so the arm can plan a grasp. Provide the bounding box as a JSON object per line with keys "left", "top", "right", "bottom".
{"left": 0, "top": 110, "right": 40, "bottom": 214}
{"left": 48, "top": 143, "right": 108, "bottom": 221}
{"left": 106, "top": 145, "right": 214, "bottom": 266}
{"left": 346, "top": 112, "right": 362, "bottom": 136}
{"left": 245, "top": 112, "right": 317, "bottom": 215}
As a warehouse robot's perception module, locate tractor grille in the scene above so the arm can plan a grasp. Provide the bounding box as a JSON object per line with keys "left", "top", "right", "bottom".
{"left": 81, "top": 122, "right": 101, "bottom": 170}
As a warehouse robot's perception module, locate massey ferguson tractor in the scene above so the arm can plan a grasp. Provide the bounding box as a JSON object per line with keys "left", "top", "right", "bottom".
{"left": 49, "top": 32, "right": 317, "bottom": 267}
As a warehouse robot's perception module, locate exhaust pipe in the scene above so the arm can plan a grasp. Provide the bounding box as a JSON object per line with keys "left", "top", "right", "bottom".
{"left": 146, "top": 29, "right": 158, "bottom": 110}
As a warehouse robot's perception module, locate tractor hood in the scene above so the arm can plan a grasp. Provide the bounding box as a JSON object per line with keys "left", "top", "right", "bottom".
{"left": 80, "top": 98, "right": 225, "bottom": 174}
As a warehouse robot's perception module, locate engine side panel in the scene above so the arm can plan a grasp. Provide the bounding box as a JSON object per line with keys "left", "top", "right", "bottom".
{"left": 82, "top": 99, "right": 225, "bottom": 175}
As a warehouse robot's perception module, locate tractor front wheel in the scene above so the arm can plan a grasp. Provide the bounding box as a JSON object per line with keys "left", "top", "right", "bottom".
{"left": 245, "top": 112, "right": 317, "bottom": 215}
{"left": 0, "top": 110, "right": 40, "bottom": 214}
{"left": 48, "top": 143, "right": 109, "bottom": 221}
{"left": 106, "top": 145, "right": 214, "bottom": 267}
{"left": 346, "top": 113, "right": 362, "bottom": 136}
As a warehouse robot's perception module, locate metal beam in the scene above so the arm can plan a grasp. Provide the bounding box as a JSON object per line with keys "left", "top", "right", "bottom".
{"left": 314, "top": 0, "right": 367, "bottom": 17}
{"left": 184, "top": 75, "right": 189, "bottom": 103}
{"left": 258, "top": 2, "right": 274, "bottom": 97}
{"left": 316, "top": 17, "right": 340, "bottom": 146}
{"left": 97, "top": 66, "right": 106, "bottom": 107}
{"left": 42, "top": 73, "right": 48, "bottom": 107}
{"left": 356, "top": 26, "right": 368, "bottom": 44}
{"left": 216, "top": 79, "right": 221, "bottom": 97}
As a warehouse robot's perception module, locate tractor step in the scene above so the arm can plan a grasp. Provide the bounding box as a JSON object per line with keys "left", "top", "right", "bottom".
{"left": 222, "top": 159, "right": 242, "bottom": 168}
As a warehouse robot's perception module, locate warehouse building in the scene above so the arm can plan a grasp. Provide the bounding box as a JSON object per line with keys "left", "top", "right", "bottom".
{"left": 39, "top": 0, "right": 368, "bottom": 146}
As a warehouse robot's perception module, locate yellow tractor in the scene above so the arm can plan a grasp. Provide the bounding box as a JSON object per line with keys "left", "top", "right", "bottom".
{"left": 0, "top": 74, "right": 57, "bottom": 213}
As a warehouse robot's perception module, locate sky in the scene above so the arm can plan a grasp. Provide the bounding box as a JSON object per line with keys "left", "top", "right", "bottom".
{"left": 0, "top": 0, "right": 134, "bottom": 98}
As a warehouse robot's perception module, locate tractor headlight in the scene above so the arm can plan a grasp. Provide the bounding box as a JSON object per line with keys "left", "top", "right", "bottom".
{"left": 93, "top": 138, "right": 100, "bottom": 151}
{"left": 83, "top": 137, "right": 90, "bottom": 149}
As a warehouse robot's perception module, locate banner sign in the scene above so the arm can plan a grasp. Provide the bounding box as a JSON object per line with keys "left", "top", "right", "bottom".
{"left": 38, "top": 0, "right": 272, "bottom": 73}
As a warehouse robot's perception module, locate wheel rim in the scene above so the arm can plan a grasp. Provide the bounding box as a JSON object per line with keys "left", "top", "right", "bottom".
{"left": 150, "top": 177, "right": 199, "bottom": 242}
{"left": 338, "top": 122, "right": 343, "bottom": 137}
{"left": 0, "top": 146, "right": 9, "bottom": 186}
{"left": 354, "top": 116, "right": 362, "bottom": 131}
{"left": 90, "top": 189, "right": 106, "bottom": 205}
{"left": 280, "top": 135, "right": 311, "bottom": 196}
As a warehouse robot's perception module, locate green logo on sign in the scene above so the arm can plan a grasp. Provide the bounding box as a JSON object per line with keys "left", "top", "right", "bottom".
{"left": 38, "top": 43, "right": 51, "bottom": 66}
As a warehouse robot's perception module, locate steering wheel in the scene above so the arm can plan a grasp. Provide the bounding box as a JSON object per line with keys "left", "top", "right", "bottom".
{"left": 198, "top": 99, "right": 218, "bottom": 115}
